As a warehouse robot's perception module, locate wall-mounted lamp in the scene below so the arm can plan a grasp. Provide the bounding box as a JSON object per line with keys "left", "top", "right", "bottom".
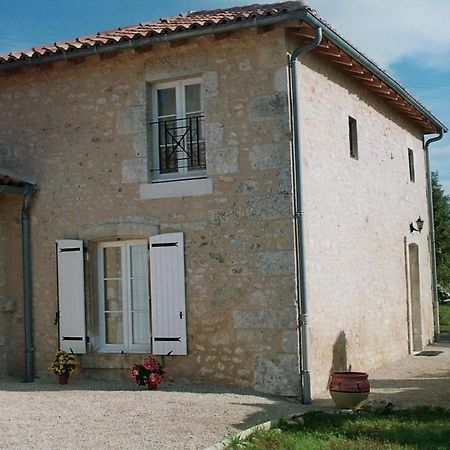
{"left": 410, "top": 216, "right": 424, "bottom": 233}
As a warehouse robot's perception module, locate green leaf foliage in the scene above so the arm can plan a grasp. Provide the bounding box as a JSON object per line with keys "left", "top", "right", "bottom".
{"left": 227, "top": 408, "right": 450, "bottom": 450}
{"left": 432, "top": 172, "right": 450, "bottom": 290}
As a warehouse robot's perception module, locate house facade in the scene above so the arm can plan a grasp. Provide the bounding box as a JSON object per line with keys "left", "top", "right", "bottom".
{"left": 0, "top": 2, "right": 446, "bottom": 399}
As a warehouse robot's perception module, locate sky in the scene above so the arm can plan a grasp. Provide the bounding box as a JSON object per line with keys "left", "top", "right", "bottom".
{"left": 0, "top": 0, "right": 449, "bottom": 192}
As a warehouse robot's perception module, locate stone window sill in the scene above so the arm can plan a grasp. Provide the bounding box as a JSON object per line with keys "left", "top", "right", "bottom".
{"left": 140, "top": 177, "right": 213, "bottom": 199}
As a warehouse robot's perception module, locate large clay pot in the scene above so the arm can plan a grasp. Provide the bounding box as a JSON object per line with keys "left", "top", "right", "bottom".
{"left": 58, "top": 374, "right": 69, "bottom": 385}
{"left": 329, "top": 372, "right": 370, "bottom": 409}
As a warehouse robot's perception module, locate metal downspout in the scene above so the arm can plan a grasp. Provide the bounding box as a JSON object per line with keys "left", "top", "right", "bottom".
{"left": 424, "top": 130, "right": 445, "bottom": 338}
{"left": 22, "top": 186, "right": 37, "bottom": 382}
{"left": 289, "top": 26, "right": 322, "bottom": 404}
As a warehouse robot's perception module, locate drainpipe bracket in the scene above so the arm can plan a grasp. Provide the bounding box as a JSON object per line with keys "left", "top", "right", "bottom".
{"left": 299, "top": 313, "right": 309, "bottom": 325}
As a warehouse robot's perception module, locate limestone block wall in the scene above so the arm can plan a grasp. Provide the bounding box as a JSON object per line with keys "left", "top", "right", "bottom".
{"left": 0, "top": 195, "right": 23, "bottom": 377}
{"left": 298, "top": 51, "right": 434, "bottom": 396}
{"left": 0, "top": 27, "right": 300, "bottom": 395}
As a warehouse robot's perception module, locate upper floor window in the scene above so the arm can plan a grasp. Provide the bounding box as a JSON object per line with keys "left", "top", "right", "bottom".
{"left": 150, "top": 79, "right": 205, "bottom": 181}
{"left": 408, "top": 148, "right": 415, "bottom": 182}
{"left": 349, "top": 116, "right": 358, "bottom": 160}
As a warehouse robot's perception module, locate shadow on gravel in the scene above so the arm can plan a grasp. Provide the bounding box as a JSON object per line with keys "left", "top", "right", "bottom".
{"left": 0, "top": 377, "right": 307, "bottom": 399}
{"left": 229, "top": 399, "right": 333, "bottom": 431}
{"left": 369, "top": 375, "right": 450, "bottom": 407}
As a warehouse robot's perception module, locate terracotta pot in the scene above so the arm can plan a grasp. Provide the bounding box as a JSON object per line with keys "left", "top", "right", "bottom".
{"left": 329, "top": 371, "right": 370, "bottom": 409}
{"left": 58, "top": 374, "right": 69, "bottom": 385}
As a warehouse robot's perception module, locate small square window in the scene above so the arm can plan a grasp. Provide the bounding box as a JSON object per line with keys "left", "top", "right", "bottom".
{"left": 349, "top": 116, "right": 358, "bottom": 159}
{"left": 408, "top": 149, "right": 415, "bottom": 182}
{"left": 150, "top": 79, "right": 206, "bottom": 181}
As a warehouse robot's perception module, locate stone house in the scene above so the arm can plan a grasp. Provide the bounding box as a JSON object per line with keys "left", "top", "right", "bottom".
{"left": 0, "top": 2, "right": 447, "bottom": 401}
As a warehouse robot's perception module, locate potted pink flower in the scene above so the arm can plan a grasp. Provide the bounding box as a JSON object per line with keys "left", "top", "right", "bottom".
{"left": 129, "top": 356, "right": 166, "bottom": 390}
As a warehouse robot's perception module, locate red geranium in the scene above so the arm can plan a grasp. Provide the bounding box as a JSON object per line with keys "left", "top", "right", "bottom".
{"left": 129, "top": 356, "right": 166, "bottom": 389}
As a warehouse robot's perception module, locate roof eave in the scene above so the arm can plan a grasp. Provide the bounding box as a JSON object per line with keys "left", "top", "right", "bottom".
{"left": 0, "top": 167, "right": 37, "bottom": 195}
{"left": 304, "top": 12, "right": 448, "bottom": 134}
{"left": 0, "top": 9, "right": 309, "bottom": 72}
{"left": 0, "top": 6, "right": 446, "bottom": 134}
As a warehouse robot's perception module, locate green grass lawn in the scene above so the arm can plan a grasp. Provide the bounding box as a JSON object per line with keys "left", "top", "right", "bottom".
{"left": 439, "top": 302, "right": 450, "bottom": 333}
{"left": 228, "top": 408, "right": 450, "bottom": 450}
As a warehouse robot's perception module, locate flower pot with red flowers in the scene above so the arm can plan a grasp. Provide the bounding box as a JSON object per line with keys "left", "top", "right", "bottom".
{"left": 129, "top": 356, "right": 167, "bottom": 390}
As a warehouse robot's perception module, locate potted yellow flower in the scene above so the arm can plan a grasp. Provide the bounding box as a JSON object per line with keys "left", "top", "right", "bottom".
{"left": 49, "top": 350, "right": 77, "bottom": 384}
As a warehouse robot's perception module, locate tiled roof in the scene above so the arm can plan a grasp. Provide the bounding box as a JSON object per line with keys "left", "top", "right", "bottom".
{"left": 0, "top": 2, "right": 302, "bottom": 64}
{"left": 0, "top": 167, "right": 36, "bottom": 188}
{"left": 0, "top": 1, "right": 446, "bottom": 133}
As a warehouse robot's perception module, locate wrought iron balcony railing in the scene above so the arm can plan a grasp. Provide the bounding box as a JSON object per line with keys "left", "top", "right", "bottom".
{"left": 149, "top": 115, "right": 206, "bottom": 177}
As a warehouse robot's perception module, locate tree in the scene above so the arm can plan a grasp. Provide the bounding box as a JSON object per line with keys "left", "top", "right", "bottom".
{"left": 432, "top": 171, "right": 450, "bottom": 290}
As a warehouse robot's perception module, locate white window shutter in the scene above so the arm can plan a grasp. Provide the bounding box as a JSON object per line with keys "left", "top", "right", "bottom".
{"left": 56, "top": 240, "right": 86, "bottom": 354}
{"left": 150, "top": 232, "right": 187, "bottom": 355}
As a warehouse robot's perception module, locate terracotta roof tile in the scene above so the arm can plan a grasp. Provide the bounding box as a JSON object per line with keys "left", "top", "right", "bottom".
{"left": 0, "top": 1, "right": 445, "bottom": 132}
{"left": 0, "top": 2, "right": 299, "bottom": 64}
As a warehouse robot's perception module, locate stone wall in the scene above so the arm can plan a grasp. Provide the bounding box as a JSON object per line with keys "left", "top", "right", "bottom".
{"left": 0, "top": 194, "right": 23, "bottom": 377}
{"left": 298, "top": 50, "right": 434, "bottom": 395}
{"left": 0, "top": 25, "right": 436, "bottom": 398}
{"left": 0, "top": 27, "right": 300, "bottom": 395}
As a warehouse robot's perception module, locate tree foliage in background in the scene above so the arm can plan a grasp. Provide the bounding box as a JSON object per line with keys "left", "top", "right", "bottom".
{"left": 432, "top": 171, "right": 450, "bottom": 290}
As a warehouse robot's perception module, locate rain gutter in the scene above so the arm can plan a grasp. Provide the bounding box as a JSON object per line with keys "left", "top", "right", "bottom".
{"left": 0, "top": 177, "right": 38, "bottom": 382}
{"left": 0, "top": 8, "right": 445, "bottom": 133}
{"left": 302, "top": 13, "right": 448, "bottom": 134}
{"left": 0, "top": 185, "right": 27, "bottom": 195}
{"left": 424, "top": 131, "right": 446, "bottom": 337}
{"left": 22, "top": 185, "right": 38, "bottom": 382}
{"left": 289, "top": 25, "right": 323, "bottom": 405}
{"left": 0, "top": 9, "right": 309, "bottom": 72}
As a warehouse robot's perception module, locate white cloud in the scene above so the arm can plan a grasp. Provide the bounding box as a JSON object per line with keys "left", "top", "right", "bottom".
{"left": 307, "top": 0, "right": 450, "bottom": 68}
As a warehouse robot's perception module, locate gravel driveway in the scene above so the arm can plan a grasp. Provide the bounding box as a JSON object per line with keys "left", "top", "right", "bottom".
{"left": 0, "top": 379, "right": 309, "bottom": 450}
{"left": 1, "top": 343, "right": 448, "bottom": 449}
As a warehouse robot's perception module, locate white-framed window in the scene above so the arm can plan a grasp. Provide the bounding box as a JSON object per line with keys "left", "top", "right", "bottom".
{"left": 150, "top": 78, "right": 205, "bottom": 181}
{"left": 56, "top": 233, "right": 188, "bottom": 356}
{"left": 97, "top": 240, "right": 150, "bottom": 353}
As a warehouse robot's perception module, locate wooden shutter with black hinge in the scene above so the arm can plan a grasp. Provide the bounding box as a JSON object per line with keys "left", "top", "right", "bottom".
{"left": 56, "top": 240, "right": 86, "bottom": 354}
{"left": 150, "top": 232, "right": 187, "bottom": 355}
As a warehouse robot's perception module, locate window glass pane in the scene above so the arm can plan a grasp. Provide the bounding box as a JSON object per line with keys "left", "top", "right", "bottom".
{"left": 103, "top": 247, "right": 121, "bottom": 278}
{"left": 132, "top": 312, "right": 150, "bottom": 344}
{"left": 185, "top": 84, "right": 201, "bottom": 113}
{"left": 408, "top": 149, "right": 415, "bottom": 182}
{"left": 157, "top": 88, "right": 176, "bottom": 117}
{"left": 158, "top": 118, "right": 178, "bottom": 173}
{"left": 105, "top": 312, "right": 123, "bottom": 344}
{"left": 159, "top": 116, "right": 177, "bottom": 145}
{"left": 130, "top": 245, "right": 148, "bottom": 278}
{"left": 104, "top": 280, "right": 122, "bottom": 311}
{"left": 185, "top": 114, "right": 203, "bottom": 140}
{"left": 131, "top": 278, "right": 148, "bottom": 311}
{"left": 349, "top": 116, "right": 358, "bottom": 159}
